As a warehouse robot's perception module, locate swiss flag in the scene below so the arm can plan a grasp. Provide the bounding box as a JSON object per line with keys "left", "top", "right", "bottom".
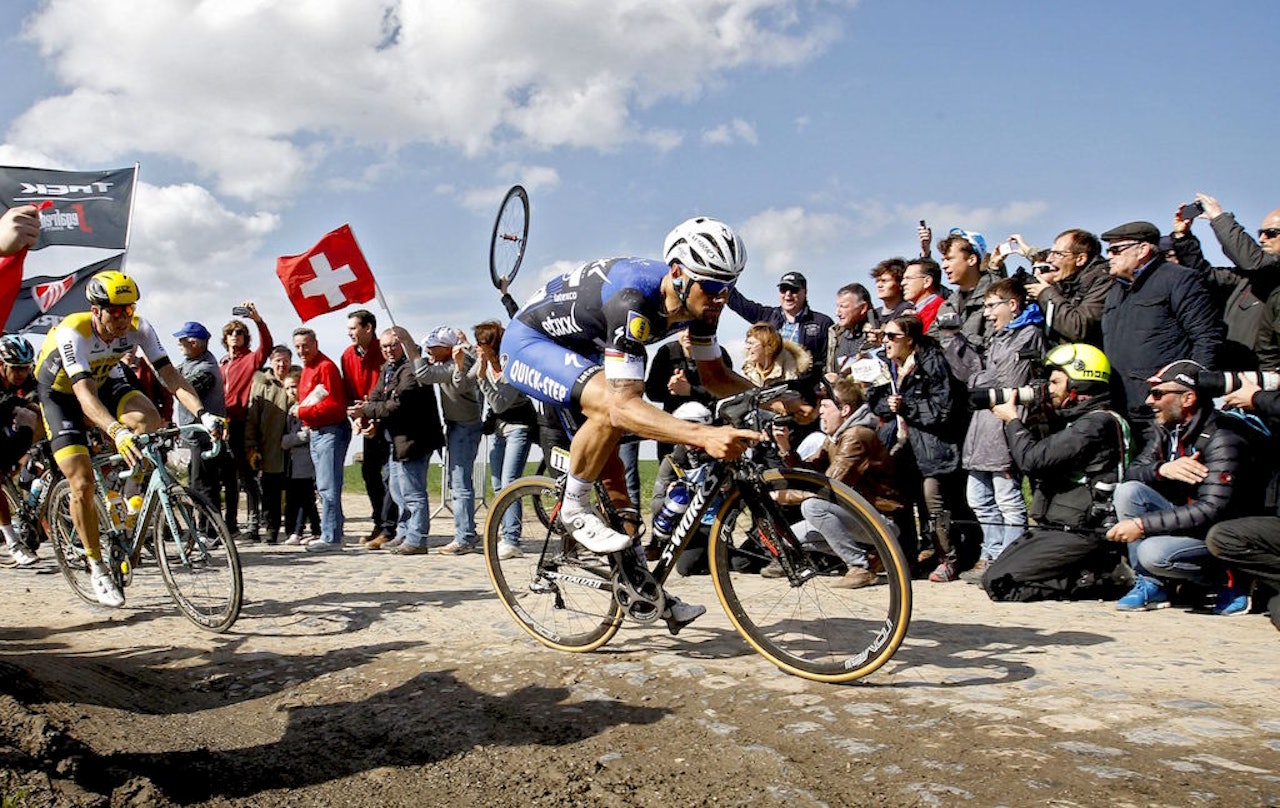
{"left": 276, "top": 224, "right": 376, "bottom": 322}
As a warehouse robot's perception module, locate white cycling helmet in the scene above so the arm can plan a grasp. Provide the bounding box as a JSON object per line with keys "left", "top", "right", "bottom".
{"left": 671, "top": 401, "right": 714, "bottom": 424}
{"left": 663, "top": 217, "right": 746, "bottom": 283}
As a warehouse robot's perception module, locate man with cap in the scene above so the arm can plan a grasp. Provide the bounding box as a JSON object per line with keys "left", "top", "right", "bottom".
{"left": 1099, "top": 221, "right": 1223, "bottom": 445}
{"left": 1105, "top": 360, "right": 1266, "bottom": 613}
{"left": 727, "top": 271, "right": 834, "bottom": 374}
{"left": 400, "top": 325, "right": 483, "bottom": 555}
{"left": 174, "top": 321, "right": 230, "bottom": 530}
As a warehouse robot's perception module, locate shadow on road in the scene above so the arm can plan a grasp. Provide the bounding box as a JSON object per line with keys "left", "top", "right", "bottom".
{"left": 97, "top": 669, "right": 668, "bottom": 803}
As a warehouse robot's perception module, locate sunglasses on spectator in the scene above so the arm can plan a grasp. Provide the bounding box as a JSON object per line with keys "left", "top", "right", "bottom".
{"left": 881, "top": 332, "right": 908, "bottom": 341}
{"left": 1147, "top": 387, "right": 1189, "bottom": 400}
{"left": 227, "top": 329, "right": 249, "bottom": 336}
{"left": 1259, "top": 228, "right": 1280, "bottom": 240}
{"left": 778, "top": 285, "right": 802, "bottom": 294}
{"left": 1105, "top": 242, "right": 1142, "bottom": 257}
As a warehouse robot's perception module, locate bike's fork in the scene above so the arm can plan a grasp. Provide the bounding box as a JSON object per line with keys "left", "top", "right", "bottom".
{"left": 745, "top": 487, "right": 818, "bottom": 585}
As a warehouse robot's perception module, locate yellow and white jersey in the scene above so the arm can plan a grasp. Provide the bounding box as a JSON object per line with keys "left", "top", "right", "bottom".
{"left": 35, "top": 311, "right": 171, "bottom": 393}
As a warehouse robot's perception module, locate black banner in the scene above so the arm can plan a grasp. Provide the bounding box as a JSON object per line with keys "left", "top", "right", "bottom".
{"left": 4, "top": 254, "right": 124, "bottom": 334}
{"left": 0, "top": 165, "right": 135, "bottom": 250}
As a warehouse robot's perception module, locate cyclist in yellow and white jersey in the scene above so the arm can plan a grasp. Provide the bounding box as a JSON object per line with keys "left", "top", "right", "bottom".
{"left": 35, "top": 270, "right": 224, "bottom": 608}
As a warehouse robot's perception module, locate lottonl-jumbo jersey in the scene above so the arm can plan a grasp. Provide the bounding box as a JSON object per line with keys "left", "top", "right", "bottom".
{"left": 513, "top": 257, "right": 713, "bottom": 380}
{"left": 36, "top": 311, "right": 171, "bottom": 393}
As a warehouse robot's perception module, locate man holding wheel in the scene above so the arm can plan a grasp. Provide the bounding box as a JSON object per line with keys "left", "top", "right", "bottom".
{"left": 35, "top": 271, "right": 225, "bottom": 608}
{"left": 501, "top": 217, "right": 764, "bottom": 630}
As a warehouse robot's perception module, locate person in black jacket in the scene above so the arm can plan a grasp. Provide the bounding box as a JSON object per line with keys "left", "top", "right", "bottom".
{"left": 867, "top": 314, "right": 971, "bottom": 581}
{"left": 1099, "top": 221, "right": 1225, "bottom": 444}
{"left": 727, "top": 271, "right": 834, "bottom": 374}
{"left": 1168, "top": 196, "right": 1280, "bottom": 371}
{"left": 1207, "top": 377, "right": 1280, "bottom": 630}
{"left": 1025, "top": 228, "right": 1112, "bottom": 348}
{"left": 1107, "top": 360, "right": 1266, "bottom": 614}
{"left": 644, "top": 328, "right": 731, "bottom": 463}
{"left": 347, "top": 330, "right": 445, "bottom": 555}
{"left": 981, "top": 344, "right": 1129, "bottom": 601}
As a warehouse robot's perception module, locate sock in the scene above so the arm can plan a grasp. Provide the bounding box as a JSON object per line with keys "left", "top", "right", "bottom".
{"left": 0, "top": 524, "right": 16, "bottom": 546}
{"left": 559, "top": 474, "right": 594, "bottom": 519}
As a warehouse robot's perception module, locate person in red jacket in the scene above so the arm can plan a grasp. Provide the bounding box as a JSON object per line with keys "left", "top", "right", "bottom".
{"left": 291, "top": 327, "right": 350, "bottom": 553}
{"left": 219, "top": 301, "right": 272, "bottom": 540}
{"left": 340, "top": 309, "right": 394, "bottom": 545}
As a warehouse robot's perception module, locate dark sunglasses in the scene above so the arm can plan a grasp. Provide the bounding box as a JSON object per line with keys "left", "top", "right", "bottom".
{"left": 227, "top": 329, "right": 249, "bottom": 337}
{"left": 1105, "top": 242, "right": 1142, "bottom": 257}
{"left": 1147, "top": 387, "right": 1188, "bottom": 400}
{"left": 1259, "top": 228, "right": 1280, "bottom": 240}
{"left": 698, "top": 279, "right": 734, "bottom": 295}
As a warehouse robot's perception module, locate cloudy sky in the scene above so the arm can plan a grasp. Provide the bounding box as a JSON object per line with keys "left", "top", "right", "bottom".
{"left": 2, "top": 0, "right": 1276, "bottom": 365}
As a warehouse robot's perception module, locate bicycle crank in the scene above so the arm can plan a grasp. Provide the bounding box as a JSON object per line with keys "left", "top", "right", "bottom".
{"left": 612, "top": 552, "right": 665, "bottom": 623}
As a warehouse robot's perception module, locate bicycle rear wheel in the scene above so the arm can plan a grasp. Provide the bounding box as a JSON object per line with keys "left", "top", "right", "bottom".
{"left": 483, "top": 476, "right": 622, "bottom": 652}
{"left": 1, "top": 480, "right": 41, "bottom": 559}
{"left": 155, "top": 485, "right": 242, "bottom": 632}
{"left": 47, "top": 479, "right": 99, "bottom": 605}
{"left": 709, "top": 469, "right": 912, "bottom": 684}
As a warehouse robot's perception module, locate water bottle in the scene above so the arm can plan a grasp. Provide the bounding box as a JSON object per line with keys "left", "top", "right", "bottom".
{"left": 125, "top": 495, "right": 143, "bottom": 531}
{"left": 651, "top": 480, "right": 692, "bottom": 540}
{"left": 26, "top": 477, "right": 44, "bottom": 509}
{"left": 105, "top": 490, "right": 126, "bottom": 529}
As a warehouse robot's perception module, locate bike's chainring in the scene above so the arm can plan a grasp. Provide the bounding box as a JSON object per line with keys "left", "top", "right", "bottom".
{"left": 612, "top": 551, "right": 665, "bottom": 623}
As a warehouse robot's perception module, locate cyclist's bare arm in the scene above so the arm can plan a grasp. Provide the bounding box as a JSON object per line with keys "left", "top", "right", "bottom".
{"left": 588, "top": 376, "right": 760, "bottom": 459}
{"left": 694, "top": 355, "right": 755, "bottom": 399}
{"left": 70, "top": 377, "right": 124, "bottom": 437}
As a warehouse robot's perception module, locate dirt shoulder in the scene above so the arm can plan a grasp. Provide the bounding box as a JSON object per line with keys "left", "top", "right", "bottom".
{"left": 1, "top": 494, "right": 1277, "bottom": 807}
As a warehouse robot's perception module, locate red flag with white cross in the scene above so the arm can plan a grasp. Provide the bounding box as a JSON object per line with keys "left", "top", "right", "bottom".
{"left": 275, "top": 224, "right": 376, "bottom": 322}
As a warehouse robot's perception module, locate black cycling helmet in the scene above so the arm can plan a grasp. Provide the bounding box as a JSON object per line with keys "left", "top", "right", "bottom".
{"left": 0, "top": 333, "right": 35, "bottom": 367}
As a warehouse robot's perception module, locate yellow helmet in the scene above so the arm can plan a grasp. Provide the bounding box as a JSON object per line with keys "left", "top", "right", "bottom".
{"left": 1045, "top": 343, "right": 1110, "bottom": 388}
{"left": 86, "top": 270, "right": 140, "bottom": 307}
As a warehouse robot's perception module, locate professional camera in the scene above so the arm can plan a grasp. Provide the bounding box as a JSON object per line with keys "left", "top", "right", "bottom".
{"left": 1196, "top": 370, "right": 1280, "bottom": 397}
{"left": 1087, "top": 480, "right": 1118, "bottom": 531}
{"left": 969, "top": 381, "right": 1049, "bottom": 411}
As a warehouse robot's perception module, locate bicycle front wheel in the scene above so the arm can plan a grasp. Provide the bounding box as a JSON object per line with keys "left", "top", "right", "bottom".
{"left": 483, "top": 476, "right": 622, "bottom": 652}
{"left": 47, "top": 479, "right": 100, "bottom": 605}
{"left": 709, "top": 469, "right": 912, "bottom": 684}
{"left": 155, "top": 486, "right": 242, "bottom": 632}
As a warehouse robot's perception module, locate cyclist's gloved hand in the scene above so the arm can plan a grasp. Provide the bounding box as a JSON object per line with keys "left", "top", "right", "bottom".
{"left": 107, "top": 421, "right": 142, "bottom": 466}
{"left": 198, "top": 409, "right": 227, "bottom": 440}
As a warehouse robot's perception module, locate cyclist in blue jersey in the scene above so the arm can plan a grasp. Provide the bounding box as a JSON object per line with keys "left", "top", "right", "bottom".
{"left": 504, "top": 217, "right": 762, "bottom": 572}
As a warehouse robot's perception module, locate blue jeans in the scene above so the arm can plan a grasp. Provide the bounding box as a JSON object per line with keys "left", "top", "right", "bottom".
{"left": 790, "top": 498, "right": 898, "bottom": 570}
{"left": 309, "top": 421, "right": 351, "bottom": 544}
{"left": 1113, "top": 480, "right": 1215, "bottom": 586}
{"left": 447, "top": 420, "right": 484, "bottom": 546}
{"left": 966, "top": 470, "right": 1027, "bottom": 562}
{"left": 388, "top": 455, "right": 428, "bottom": 548}
{"left": 618, "top": 440, "right": 641, "bottom": 509}
{"left": 489, "top": 426, "right": 532, "bottom": 543}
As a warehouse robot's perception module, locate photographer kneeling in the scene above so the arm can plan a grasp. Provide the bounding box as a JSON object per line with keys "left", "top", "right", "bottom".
{"left": 981, "top": 344, "right": 1131, "bottom": 601}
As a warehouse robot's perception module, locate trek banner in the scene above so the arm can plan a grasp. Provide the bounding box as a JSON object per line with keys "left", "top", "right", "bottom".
{"left": 0, "top": 165, "right": 137, "bottom": 250}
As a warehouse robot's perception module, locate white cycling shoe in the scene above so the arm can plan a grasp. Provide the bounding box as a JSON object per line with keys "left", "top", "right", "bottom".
{"left": 7, "top": 542, "right": 36, "bottom": 567}
{"left": 662, "top": 595, "right": 706, "bottom": 636}
{"left": 91, "top": 569, "right": 125, "bottom": 608}
{"left": 564, "top": 511, "right": 633, "bottom": 554}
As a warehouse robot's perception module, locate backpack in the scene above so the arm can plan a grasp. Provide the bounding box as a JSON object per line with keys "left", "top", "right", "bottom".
{"left": 981, "top": 529, "right": 1132, "bottom": 602}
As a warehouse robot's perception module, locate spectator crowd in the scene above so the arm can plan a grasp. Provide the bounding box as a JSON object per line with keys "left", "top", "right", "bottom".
{"left": 1, "top": 192, "right": 1278, "bottom": 634}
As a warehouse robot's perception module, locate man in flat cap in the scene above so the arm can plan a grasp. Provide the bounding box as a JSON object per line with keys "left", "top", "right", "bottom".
{"left": 1099, "top": 221, "right": 1223, "bottom": 448}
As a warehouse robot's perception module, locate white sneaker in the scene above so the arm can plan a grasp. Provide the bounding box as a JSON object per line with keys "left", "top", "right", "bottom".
{"left": 7, "top": 543, "right": 36, "bottom": 567}
{"left": 91, "top": 569, "right": 125, "bottom": 608}
{"left": 497, "top": 541, "right": 523, "bottom": 560}
{"left": 564, "top": 511, "right": 632, "bottom": 554}
{"left": 662, "top": 595, "right": 706, "bottom": 636}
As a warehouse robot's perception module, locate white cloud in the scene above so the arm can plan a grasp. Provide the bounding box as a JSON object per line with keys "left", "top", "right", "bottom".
{"left": 11, "top": 0, "right": 842, "bottom": 204}
{"left": 740, "top": 206, "right": 849, "bottom": 275}
{"left": 702, "top": 118, "right": 758, "bottom": 146}
{"left": 460, "top": 164, "right": 561, "bottom": 212}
